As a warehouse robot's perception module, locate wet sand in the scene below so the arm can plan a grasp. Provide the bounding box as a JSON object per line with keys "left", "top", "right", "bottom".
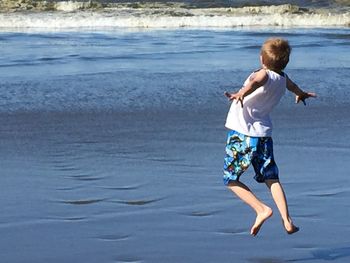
{"left": 1, "top": 103, "right": 350, "bottom": 263}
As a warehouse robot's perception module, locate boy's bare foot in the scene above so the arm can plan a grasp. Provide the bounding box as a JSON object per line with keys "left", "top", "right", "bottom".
{"left": 282, "top": 218, "right": 299, "bottom": 235}
{"left": 250, "top": 206, "right": 273, "bottom": 236}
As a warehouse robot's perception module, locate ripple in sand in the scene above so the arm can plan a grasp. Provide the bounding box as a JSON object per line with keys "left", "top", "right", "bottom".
{"left": 60, "top": 198, "right": 106, "bottom": 205}
{"left": 146, "top": 157, "right": 184, "bottom": 163}
{"left": 99, "top": 184, "right": 142, "bottom": 191}
{"left": 114, "top": 256, "right": 142, "bottom": 263}
{"left": 181, "top": 210, "right": 219, "bottom": 217}
{"left": 306, "top": 189, "right": 346, "bottom": 197}
{"left": 54, "top": 166, "right": 80, "bottom": 172}
{"left": 55, "top": 186, "right": 82, "bottom": 191}
{"left": 47, "top": 216, "right": 87, "bottom": 222}
{"left": 216, "top": 228, "right": 247, "bottom": 236}
{"left": 66, "top": 174, "right": 106, "bottom": 181}
{"left": 248, "top": 257, "right": 285, "bottom": 263}
{"left": 61, "top": 216, "right": 87, "bottom": 221}
{"left": 96, "top": 234, "right": 130, "bottom": 242}
{"left": 293, "top": 244, "right": 317, "bottom": 250}
{"left": 112, "top": 198, "right": 163, "bottom": 206}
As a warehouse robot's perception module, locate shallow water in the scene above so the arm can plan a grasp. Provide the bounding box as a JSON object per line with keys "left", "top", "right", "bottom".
{"left": 0, "top": 28, "right": 349, "bottom": 112}
{"left": 0, "top": 28, "right": 350, "bottom": 262}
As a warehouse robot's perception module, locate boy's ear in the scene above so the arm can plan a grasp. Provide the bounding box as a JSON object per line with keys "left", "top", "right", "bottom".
{"left": 260, "top": 55, "right": 265, "bottom": 67}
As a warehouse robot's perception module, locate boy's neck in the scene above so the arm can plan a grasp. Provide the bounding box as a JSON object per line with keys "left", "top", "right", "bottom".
{"left": 264, "top": 66, "right": 284, "bottom": 76}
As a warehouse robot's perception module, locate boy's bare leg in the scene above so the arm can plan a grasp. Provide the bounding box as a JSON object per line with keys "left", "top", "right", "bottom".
{"left": 265, "top": 179, "right": 299, "bottom": 234}
{"left": 228, "top": 181, "right": 273, "bottom": 236}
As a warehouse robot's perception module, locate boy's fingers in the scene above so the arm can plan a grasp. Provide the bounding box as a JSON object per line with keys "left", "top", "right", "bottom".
{"left": 308, "top": 92, "right": 317, "bottom": 98}
{"left": 295, "top": 96, "right": 306, "bottom": 105}
{"left": 224, "top": 92, "right": 234, "bottom": 100}
{"left": 236, "top": 97, "right": 244, "bottom": 108}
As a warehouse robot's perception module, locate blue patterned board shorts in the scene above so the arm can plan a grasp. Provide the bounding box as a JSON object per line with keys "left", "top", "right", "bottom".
{"left": 223, "top": 130, "right": 279, "bottom": 185}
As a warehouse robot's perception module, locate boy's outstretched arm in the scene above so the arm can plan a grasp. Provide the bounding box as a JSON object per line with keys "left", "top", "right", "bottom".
{"left": 286, "top": 76, "right": 317, "bottom": 105}
{"left": 224, "top": 69, "right": 268, "bottom": 107}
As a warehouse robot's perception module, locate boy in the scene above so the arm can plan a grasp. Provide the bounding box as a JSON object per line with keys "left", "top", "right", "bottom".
{"left": 223, "top": 38, "right": 316, "bottom": 236}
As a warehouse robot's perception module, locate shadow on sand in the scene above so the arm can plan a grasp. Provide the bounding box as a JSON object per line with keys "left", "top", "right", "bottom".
{"left": 289, "top": 246, "right": 350, "bottom": 262}
{"left": 248, "top": 246, "right": 350, "bottom": 263}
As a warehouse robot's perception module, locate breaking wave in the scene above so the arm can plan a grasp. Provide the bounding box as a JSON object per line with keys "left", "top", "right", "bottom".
{"left": 0, "top": 1, "right": 349, "bottom": 29}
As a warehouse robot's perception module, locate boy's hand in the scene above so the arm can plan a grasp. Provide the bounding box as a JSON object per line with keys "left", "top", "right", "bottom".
{"left": 224, "top": 70, "right": 267, "bottom": 108}
{"left": 295, "top": 92, "right": 317, "bottom": 105}
{"left": 224, "top": 91, "right": 244, "bottom": 108}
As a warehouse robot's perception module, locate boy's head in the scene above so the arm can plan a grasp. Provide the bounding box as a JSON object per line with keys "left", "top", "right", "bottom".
{"left": 260, "top": 38, "right": 291, "bottom": 72}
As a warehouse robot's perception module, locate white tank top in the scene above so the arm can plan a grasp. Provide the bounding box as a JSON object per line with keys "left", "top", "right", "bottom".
{"left": 225, "top": 69, "right": 286, "bottom": 137}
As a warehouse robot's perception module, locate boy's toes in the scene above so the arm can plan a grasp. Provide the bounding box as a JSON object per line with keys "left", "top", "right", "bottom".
{"left": 282, "top": 219, "right": 299, "bottom": 235}
{"left": 286, "top": 225, "right": 299, "bottom": 235}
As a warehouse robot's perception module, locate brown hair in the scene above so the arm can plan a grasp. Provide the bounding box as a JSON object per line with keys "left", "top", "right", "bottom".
{"left": 261, "top": 38, "right": 291, "bottom": 72}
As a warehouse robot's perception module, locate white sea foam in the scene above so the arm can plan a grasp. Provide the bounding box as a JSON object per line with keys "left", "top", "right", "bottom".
{"left": 54, "top": 1, "right": 92, "bottom": 12}
{"left": 0, "top": 5, "right": 349, "bottom": 30}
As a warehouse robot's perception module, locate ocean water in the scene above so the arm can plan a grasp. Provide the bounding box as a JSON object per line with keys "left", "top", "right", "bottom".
{"left": 1, "top": 27, "right": 349, "bottom": 112}
{"left": 1, "top": 2, "right": 350, "bottom": 263}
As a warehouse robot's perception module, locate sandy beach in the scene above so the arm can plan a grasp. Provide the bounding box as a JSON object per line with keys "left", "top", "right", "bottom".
{"left": 1, "top": 102, "right": 350, "bottom": 262}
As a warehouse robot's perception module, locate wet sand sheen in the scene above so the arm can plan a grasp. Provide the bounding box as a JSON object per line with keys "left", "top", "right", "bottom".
{"left": 1, "top": 106, "right": 350, "bottom": 263}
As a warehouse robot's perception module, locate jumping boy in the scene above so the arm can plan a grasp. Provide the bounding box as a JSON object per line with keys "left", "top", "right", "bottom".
{"left": 223, "top": 38, "right": 316, "bottom": 236}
